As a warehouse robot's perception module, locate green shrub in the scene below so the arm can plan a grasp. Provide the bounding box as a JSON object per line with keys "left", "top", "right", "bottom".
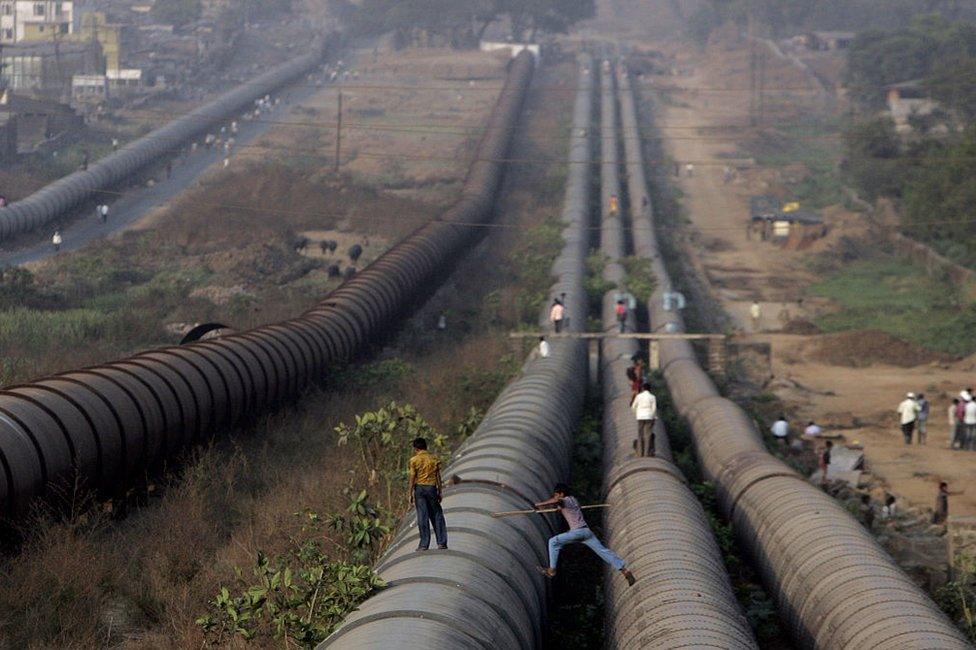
{"left": 196, "top": 509, "right": 384, "bottom": 647}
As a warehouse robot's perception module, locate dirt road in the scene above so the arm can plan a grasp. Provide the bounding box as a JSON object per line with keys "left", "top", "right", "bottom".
{"left": 653, "top": 32, "right": 976, "bottom": 518}
{"left": 0, "top": 79, "right": 326, "bottom": 267}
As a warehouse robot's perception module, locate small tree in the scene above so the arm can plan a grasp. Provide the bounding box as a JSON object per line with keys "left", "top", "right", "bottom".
{"left": 335, "top": 402, "right": 446, "bottom": 508}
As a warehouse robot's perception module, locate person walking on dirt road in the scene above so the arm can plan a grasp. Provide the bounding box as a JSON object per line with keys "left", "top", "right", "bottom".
{"left": 964, "top": 398, "right": 976, "bottom": 450}
{"left": 951, "top": 398, "right": 964, "bottom": 449}
{"left": 819, "top": 440, "right": 832, "bottom": 487}
{"left": 750, "top": 301, "right": 762, "bottom": 332}
{"left": 898, "top": 393, "right": 921, "bottom": 445}
{"left": 771, "top": 415, "right": 789, "bottom": 448}
{"left": 916, "top": 393, "right": 930, "bottom": 444}
{"left": 407, "top": 437, "right": 447, "bottom": 551}
{"left": 933, "top": 482, "right": 964, "bottom": 524}
{"left": 98, "top": 204, "right": 109, "bottom": 223}
{"left": 946, "top": 397, "right": 965, "bottom": 449}
{"left": 51, "top": 230, "right": 62, "bottom": 252}
{"left": 549, "top": 298, "right": 565, "bottom": 333}
{"left": 631, "top": 383, "right": 657, "bottom": 457}
{"left": 534, "top": 483, "right": 636, "bottom": 586}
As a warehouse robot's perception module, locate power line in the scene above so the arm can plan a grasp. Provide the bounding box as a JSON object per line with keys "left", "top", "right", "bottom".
{"left": 69, "top": 184, "right": 976, "bottom": 237}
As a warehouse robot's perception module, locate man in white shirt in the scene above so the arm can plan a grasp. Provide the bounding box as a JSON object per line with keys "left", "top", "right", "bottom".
{"left": 897, "top": 393, "right": 920, "bottom": 445}
{"left": 964, "top": 399, "right": 976, "bottom": 450}
{"left": 750, "top": 301, "right": 762, "bottom": 332}
{"left": 631, "top": 383, "right": 657, "bottom": 458}
{"left": 538, "top": 336, "right": 550, "bottom": 359}
{"left": 804, "top": 421, "right": 822, "bottom": 437}
{"left": 549, "top": 299, "right": 565, "bottom": 333}
{"left": 771, "top": 415, "right": 789, "bottom": 447}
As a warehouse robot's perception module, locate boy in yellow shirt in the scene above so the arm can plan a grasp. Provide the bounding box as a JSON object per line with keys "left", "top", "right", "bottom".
{"left": 408, "top": 437, "right": 447, "bottom": 550}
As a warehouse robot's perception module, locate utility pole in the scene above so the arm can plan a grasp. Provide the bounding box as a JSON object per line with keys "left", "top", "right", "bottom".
{"left": 748, "top": 11, "right": 757, "bottom": 127}
{"left": 758, "top": 47, "right": 767, "bottom": 126}
{"left": 333, "top": 90, "right": 342, "bottom": 173}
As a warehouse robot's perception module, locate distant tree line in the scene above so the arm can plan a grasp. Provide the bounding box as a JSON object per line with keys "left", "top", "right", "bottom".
{"left": 152, "top": 0, "right": 295, "bottom": 27}
{"left": 843, "top": 21, "right": 976, "bottom": 265}
{"left": 342, "top": 0, "right": 595, "bottom": 47}
{"left": 687, "top": 0, "right": 976, "bottom": 44}
{"left": 846, "top": 14, "right": 976, "bottom": 113}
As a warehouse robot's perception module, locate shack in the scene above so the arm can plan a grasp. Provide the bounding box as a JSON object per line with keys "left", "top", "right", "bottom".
{"left": 748, "top": 196, "right": 826, "bottom": 248}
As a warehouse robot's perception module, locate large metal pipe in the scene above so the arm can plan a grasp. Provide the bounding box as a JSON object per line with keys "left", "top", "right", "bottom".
{"left": 0, "top": 51, "right": 536, "bottom": 519}
{"left": 320, "top": 54, "right": 595, "bottom": 650}
{"left": 0, "top": 41, "right": 332, "bottom": 242}
{"left": 598, "top": 62, "right": 757, "bottom": 649}
{"left": 617, "top": 62, "right": 971, "bottom": 649}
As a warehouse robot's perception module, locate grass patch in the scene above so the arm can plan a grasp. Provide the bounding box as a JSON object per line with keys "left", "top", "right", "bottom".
{"left": 809, "top": 257, "right": 976, "bottom": 356}
{"left": 621, "top": 255, "right": 656, "bottom": 304}
{"left": 752, "top": 117, "right": 844, "bottom": 209}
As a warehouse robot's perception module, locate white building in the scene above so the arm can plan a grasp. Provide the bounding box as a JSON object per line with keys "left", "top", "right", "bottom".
{"left": 0, "top": 1, "right": 73, "bottom": 44}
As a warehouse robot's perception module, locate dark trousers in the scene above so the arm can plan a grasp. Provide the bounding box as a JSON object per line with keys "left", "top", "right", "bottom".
{"left": 901, "top": 421, "right": 915, "bottom": 444}
{"left": 554, "top": 319, "right": 563, "bottom": 333}
{"left": 637, "top": 419, "right": 655, "bottom": 457}
{"left": 414, "top": 484, "right": 447, "bottom": 549}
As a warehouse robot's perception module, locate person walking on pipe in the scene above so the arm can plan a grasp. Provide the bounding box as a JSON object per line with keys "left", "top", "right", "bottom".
{"left": 408, "top": 437, "right": 447, "bottom": 550}
{"left": 535, "top": 483, "right": 636, "bottom": 586}
{"left": 615, "top": 299, "right": 627, "bottom": 333}
{"left": 549, "top": 298, "right": 565, "bottom": 333}
{"left": 631, "top": 382, "right": 657, "bottom": 457}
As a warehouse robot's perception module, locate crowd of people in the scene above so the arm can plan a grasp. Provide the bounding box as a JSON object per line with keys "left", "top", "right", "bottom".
{"left": 897, "top": 389, "right": 976, "bottom": 449}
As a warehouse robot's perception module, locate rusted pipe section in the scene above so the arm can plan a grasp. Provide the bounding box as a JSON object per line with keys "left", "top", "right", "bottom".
{"left": 617, "top": 61, "right": 970, "bottom": 649}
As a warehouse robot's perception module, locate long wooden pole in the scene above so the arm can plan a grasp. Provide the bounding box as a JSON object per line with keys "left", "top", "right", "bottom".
{"left": 490, "top": 504, "right": 610, "bottom": 518}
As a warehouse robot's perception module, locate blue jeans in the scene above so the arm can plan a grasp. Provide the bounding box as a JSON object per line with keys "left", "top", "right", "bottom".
{"left": 414, "top": 484, "right": 447, "bottom": 549}
{"left": 548, "top": 527, "right": 625, "bottom": 570}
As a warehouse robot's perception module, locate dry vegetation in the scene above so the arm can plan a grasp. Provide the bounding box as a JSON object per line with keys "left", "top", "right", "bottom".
{"left": 0, "top": 51, "right": 576, "bottom": 648}
{"left": 1, "top": 47, "right": 508, "bottom": 386}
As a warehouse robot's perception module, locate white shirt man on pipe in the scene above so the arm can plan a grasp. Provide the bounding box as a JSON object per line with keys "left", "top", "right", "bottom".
{"left": 631, "top": 384, "right": 657, "bottom": 458}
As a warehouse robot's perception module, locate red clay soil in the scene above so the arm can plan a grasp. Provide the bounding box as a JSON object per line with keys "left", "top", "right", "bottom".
{"left": 810, "top": 329, "right": 953, "bottom": 368}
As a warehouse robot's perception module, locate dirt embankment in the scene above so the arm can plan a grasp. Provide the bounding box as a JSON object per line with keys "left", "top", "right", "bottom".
{"left": 810, "top": 330, "right": 954, "bottom": 368}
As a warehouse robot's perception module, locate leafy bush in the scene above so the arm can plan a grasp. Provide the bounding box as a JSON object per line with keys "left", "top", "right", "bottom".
{"left": 621, "top": 256, "right": 656, "bottom": 304}
{"left": 935, "top": 554, "right": 976, "bottom": 641}
{"left": 196, "top": 509, "right": 384, "bottom": 647}
{"left": 335, "top": 402, "right": 445, "bottom": 507}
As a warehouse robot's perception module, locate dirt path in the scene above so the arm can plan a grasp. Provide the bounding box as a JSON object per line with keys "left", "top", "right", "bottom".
{"left": 653, "top": 33, "right": 976, "bottom": 518}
